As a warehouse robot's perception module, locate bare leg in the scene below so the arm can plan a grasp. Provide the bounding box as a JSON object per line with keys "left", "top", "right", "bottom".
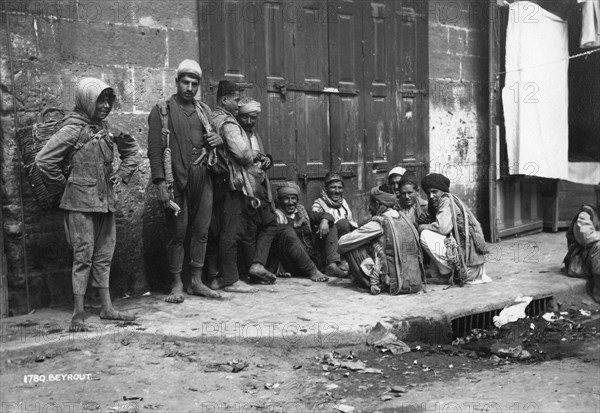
{"left": 165, "top": 272, "right": 185, "bottom": 303}
{"left": 98, "top": 288, "right": 135, "bottom": 321}
{"left": 69, "top": 294, "right": 87, "bottom": 332}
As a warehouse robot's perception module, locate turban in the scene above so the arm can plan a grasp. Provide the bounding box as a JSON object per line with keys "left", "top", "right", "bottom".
{"left": 324, "top": 171, "right": 344, "bottom": 187}
{"left": 388, "top": 166, "right": 407, "bottom": 179}
{"left": 421, "top": 173, "right": 450, "bottom": 193}
{"left": 277, "top": 182, "right": 300, "bottom": 199}
{"left": 369, "top": 186, "right": 397, "bottom": 208}
{"left": 238, "top": 97, "right": 261, "bottom": 114}
{"left": 177, "top": 59, "right": 202, "bottom": 80}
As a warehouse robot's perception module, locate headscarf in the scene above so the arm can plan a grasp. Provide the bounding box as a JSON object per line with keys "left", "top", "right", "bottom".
{"left": 74, "top": 77, "right": 114, "bottom": 123}
{"left": 238, "top": 97, "right": 261, "bottom": 114}
{"left": 369, "top": 186, "right": 398, "bottom": 216}
{"left": 421, "top": 173, "right": 450, "bottom": 193}
{"left": 276, "top": 181, "right": 300, "bottom": 199}
{"left": 388, "top": 166, "right": 406, "bottom": 179}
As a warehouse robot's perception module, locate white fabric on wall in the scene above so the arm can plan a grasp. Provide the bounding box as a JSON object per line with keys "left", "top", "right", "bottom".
{"left": 502, "top": 1, "right": 569, "bottom": 180}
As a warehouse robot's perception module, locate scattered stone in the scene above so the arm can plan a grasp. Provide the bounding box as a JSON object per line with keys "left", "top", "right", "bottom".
{"left": 367, "top": 322, "right": 411, "bottom": 355}
{"left": 34, "top": 355, "right": 45, "bottom": 363}
{"left": 334, "top": 404, "right": 355, "bottom": 413}
{"left": 340, "top": 360, "right": 366, "bottom": 371}
{"left": 360, "top": 368, "right": 383, "bottom": 374}
{"left": 391, "top": 386, "right": 407, "bottom": 393}
{"left": 325, "top": 383, "right": 339, "bottom": 390}
{"left": 293, "top": 364, "right": 302, "bottom": 369}
{"left": 380, "top": 395, "right": 393, "bottom": 401}
{"left": 518, "top": 350, "right": 532, "bottom": 360}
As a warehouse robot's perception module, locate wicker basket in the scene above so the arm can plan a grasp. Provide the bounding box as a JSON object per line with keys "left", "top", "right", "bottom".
{"left": 15, "top": 108, "right": 67, "bottom": 209}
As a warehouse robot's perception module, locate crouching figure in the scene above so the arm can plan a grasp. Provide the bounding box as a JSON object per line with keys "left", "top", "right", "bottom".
{"left": 338, "top": 186, "right": 424, "bottom": 295}
{"left": 418, "top": 173, "right": 490, "bottom": 286}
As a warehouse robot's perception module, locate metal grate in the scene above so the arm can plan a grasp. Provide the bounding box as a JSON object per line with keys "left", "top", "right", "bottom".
{"left": 451, "top": 295, "right": 553, "bottom": 340}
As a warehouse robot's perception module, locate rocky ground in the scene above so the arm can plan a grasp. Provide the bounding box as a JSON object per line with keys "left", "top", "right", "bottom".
{"left": 1, "top": 301, "right": 599, "bottom": 413}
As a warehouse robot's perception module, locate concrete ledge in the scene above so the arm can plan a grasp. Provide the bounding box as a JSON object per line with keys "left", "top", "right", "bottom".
{"left": 0, "top": 232, "right": 591, "bottom": 358}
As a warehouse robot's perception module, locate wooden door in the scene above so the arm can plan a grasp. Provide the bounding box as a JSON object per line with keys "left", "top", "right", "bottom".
{"left": 198, "top": 0, "right": 429, "bottom": 219}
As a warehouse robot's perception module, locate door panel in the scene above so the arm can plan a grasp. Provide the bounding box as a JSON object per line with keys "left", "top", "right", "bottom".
{"left": 199, "top": 0, "right": 429, "bottom": 219}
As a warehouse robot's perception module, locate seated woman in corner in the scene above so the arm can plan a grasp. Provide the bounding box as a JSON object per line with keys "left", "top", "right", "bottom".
{"left": 310, "top": 172, "right": 358, "bottom": 277}
{"left": 563, "top": 185, "right": 600, "bottom": 303}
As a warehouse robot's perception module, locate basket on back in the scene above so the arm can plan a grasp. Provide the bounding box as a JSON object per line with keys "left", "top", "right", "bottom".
{"left": 15, "top": 107, "right": 68, "bottom": 209}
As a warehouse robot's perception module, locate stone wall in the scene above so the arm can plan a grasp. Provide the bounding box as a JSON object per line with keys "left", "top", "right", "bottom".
{"left": 0, "top": 0, "right": 199, "bottom": 315}
{"left": 428, "top": 1, "right": 491, "bottom": 233}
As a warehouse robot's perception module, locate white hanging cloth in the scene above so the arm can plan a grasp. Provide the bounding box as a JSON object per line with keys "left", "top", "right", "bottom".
{"left": 579, "top": 0, "right": 600, "bottom": 48}
{"left": 502, "top": 1, "right": 569, "bottom": 180}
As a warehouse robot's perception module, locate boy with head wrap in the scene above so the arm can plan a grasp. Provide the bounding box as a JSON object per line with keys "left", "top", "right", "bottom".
{"left": 271, "top": 182, "right": 328, "bottom": 282}
{"left": 36, "top": 77, "right": 140, "bottom": 331}
{"left": 418, "top": 173, "right": 490, "bottom": 285}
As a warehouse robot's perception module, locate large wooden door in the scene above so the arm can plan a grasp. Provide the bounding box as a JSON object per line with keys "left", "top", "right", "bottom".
{"left": 198, "top": 0, "right": 429, "bottom": 219}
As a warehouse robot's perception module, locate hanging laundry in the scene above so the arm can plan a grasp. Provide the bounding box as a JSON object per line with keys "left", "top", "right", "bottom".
{"left": 579, "top": 0, "right": 600, "bottom": 48}
{"left": 502, "top": 1, "right": 569, "bottom": 180}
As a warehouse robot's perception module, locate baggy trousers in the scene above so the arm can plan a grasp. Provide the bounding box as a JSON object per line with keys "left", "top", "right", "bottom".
{"left": 240, "top": 187, "right": 278, "bottom": 272}
{"left": 65, "top": 211, "right": 116, "bottom": 295}
{"left": 165, "top": 162, "right": 213, "bottom": 274}
{"left": 316, "top": 218, "right": 353, "bottom": 266}
{"left": 273, "top": 226, "right": 318, "bottom": 277}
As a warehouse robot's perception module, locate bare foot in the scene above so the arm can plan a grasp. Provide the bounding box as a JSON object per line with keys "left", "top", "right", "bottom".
{"left": 209, "top": 278, "right": 224, "bottom": 290}
{"left": 309, "top": 269, "right": 329, "bottom": 282}
{"left": 165, "top": 283, "right": 184, "bottom": 304}
{"left": 222, "top": 281, "right": 258, "bottom": 293}
{"left": 99, "top": 309, "right": 136, "bottom": 321}
{"left": 187, "top": 282, "right": 222, "bottom": 299}
{"left": 325, "top": 263, "right": 348, "bottom": 278}
{"left": 249, "top": 263, "right": 277, "bottom": 284}
{"left": 69, "top": 312, "right": 88, "bottom": 332}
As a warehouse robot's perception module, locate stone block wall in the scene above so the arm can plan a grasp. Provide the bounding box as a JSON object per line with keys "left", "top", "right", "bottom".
{"left": 0, "top": 0, "right": 199, "bottom": 315}
{"left": 428, "top": 0, "right": 491, "bottom": 233}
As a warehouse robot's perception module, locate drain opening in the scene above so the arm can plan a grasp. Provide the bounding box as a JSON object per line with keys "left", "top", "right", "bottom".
{"left": 451, "top": 295, "right": 553, "bottom": 340}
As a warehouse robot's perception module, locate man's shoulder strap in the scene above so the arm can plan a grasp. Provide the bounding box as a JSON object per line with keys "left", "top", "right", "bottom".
{"left": 157, "top": 100, "right": 169, "bottom": 130}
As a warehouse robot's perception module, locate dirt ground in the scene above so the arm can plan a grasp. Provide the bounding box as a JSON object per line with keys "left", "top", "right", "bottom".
{"left": 1, "top": 306, "right": 599, "bottom": 413}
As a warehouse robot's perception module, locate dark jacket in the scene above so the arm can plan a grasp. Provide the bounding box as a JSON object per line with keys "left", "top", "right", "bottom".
{"left": 147, "top": 95, "right": 213, "bottom": 196}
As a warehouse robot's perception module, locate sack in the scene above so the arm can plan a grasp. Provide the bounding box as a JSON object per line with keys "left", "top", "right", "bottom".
{"left": 207, "top": 147, "right": 229, "bottom": 175}
{"left": 16, "top": 108, "right": 69, "bottom": 209}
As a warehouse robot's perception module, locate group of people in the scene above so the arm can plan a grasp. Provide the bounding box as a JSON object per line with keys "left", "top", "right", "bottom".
{"left": 40, "top": 58, "right": 600, "bottom": 333}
